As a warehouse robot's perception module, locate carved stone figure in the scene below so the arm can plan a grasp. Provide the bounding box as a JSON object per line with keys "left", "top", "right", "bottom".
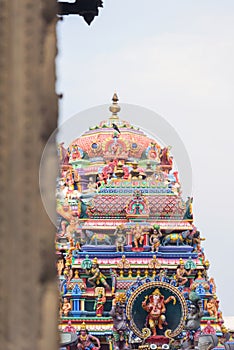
{"left": 192, "top": 230, "right": 205, "bottom": 253}
{"left": 77, "top": 322, "right": 100, "bottom": 350}
{"left": 60, "top": 297, "right": 72, "bottom": 317}
{"left": 162, "top": 230, "right": 192, "bottom": 246}
{"left": 86, "top": 230, "right": 112, "bottom": 246}
{"left": 86, "top": 257, "right": 111, "bottom": 290}
{"left": 183, "top": 197, "right": 193, "bottom": 220}
{"left": 109, "top": 293, "right": 129, "bottom": 350}
{"left": 182, "top": 299, "right": 204, "bottom": 349}
{"left": 130, "top": 224, "right": 145, "bottom": 249}
{"left": 142, "top": 288, "right": 176, "bottom": 336}
{"left": 66, "top": 217, "right": 79, "bottom": 239}
{"left": 64, "top": 320, "right": 77, "bottom": 333}
{"left": 176, "top": 260, "right": 193, "bottom": 286}
{"left": 114, "top": 225, "right": 126, "bottom": 252}
{"left": 94, "top": 287, "right": 106, "bottom": 317}
{"left": 159, "top": 147, "right": 171, "bottom": 166}
{"left": 149, "top": 225, "right": 162, "bottom": 252}
{"left": 57, "top": 256, "right": 65, "bottom": 276}
{"left": 198, "top": 334, "right": 218, "bottom": 350}
{"left": 209, "top": 278, "right": 216, "bottom": 294}
{"left": 205, "top": 298, "right": 218, "bottom": 318}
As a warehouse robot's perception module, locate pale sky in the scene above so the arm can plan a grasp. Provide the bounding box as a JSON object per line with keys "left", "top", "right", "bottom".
{"left": 56, "top": 0, "right": 234, "bottom": 316}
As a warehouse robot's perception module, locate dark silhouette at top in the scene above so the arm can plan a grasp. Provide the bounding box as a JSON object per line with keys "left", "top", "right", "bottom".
{"left": 112, "top": 123, "right": 121, "bottom": 134}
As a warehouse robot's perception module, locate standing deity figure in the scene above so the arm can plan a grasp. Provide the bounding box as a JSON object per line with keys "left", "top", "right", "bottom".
{"left": 149, "top": 225, "right": 162, "bottom": 252}
{"left": 182, "top": 299, "right": 204, "bottom": 350}
{"left": 183, "top": 197, "right": 193, "bottom": 221}
{"left": 77, "top": 322, "right": 100, "bottom": 350}
{"left": 94, "top": 287, "right": 106, "bottom": 317}
{"left": 86, "top": 257, "right": 111, "bottom": 290}
{"left": 114, "top": 225, "right": 126, "bottom": 252}
{"left": 209, "top": 277, "right": 216, "bottom": 294}
{"left": 66, "top": 217, "right": 79, "bottom": 239}
{"left": 109, "top": 293, "right": 129, "bottom": 350}
{"left": 142, "top": 288, "right": 176, "bottom": 336}
{"left": 131, "top": 224, "right": 145, "bottom": 249}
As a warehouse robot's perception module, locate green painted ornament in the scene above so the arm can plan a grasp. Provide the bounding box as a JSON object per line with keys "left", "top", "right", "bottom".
{"left": 81, "top": 255, "right": 92, "bottom": 270}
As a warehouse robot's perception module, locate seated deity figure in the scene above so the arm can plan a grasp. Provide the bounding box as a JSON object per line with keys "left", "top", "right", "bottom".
{"left": 205, "top": 298, "right": 218, "bottom": 318}
{"left": 60, "top": 297, "right": 71, "bottom": 317}
{"left": 176, "top": 260, "right": 193, "bottom": 286}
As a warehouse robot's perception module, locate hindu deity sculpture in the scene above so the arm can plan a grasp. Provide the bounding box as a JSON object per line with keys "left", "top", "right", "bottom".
{"left": 94, "top": 287, "right": 106, "bottom": 317}
{"left": 175, "top": 259, "right": 193, "bottom": 286}
{"left": 64, "top": 320, "right": 77, "bottom": 334}
{"left": 182, "top": 299, "right": 204, "bottom": 349}
{"left": 65, "top": 217, "right": 79, "bottom": 239}
{"left": 130, "top": 224, "right": 145, "bottom": 249}
{"left": 77, "top": 322, "right": 100, "bottom": 350}
{"left": 205, "top": 297, "right": 219, "bottom": 318}
{"left": 183, "top": 197, "right": 194, "bottom": 221}
{"left": 114, "top": 225, "right": 126, "bottom": 252}
{"left": 85, "top": 257, "right": 111, "bottom": 290}
{"left": 191, "top": 230, "right": 205, "bottom": 253}
{"left": 141, "top": 288, "right": 176, "bottom": 336}
{"left": 159, "top": 146, "right": 173, "bottom": 173}
{"left": 57, "top": 256, "right": 65, "bottom": 276}
{"left": 60, "top": 297, "right": 72, "bottom": 317}
{"left": 149, "top": 225, "right": 162, "bottom": 252}
{"left": 109, "top": 293, "right": 129, "bottom": 350}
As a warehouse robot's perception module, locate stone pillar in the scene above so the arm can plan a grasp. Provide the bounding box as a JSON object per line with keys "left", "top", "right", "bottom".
{"left": 0, "top": 1, "right": 58, "bottom": 349}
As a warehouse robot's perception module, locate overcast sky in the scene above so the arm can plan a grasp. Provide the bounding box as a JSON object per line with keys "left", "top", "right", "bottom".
{"left": 56, "top": 0, "right": 234, "bottom": 316}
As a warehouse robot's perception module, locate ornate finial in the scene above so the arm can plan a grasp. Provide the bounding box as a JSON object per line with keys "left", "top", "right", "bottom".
{"left": 80, "top": 321, "right": 87, "bottom": 330}
{"left": 179, "top": 258, "right": 184, "bottom": 265}
{"left": 112, "top": 93, "right": 118, "bottom": 103}
{"left": 92, "top": 257, "right": 98, "bottom": 264}
{"left": 197, "top": 270, "right": 203, "bottom": 279}
{"left": 152, "top": 288, "right": 162, "bottom": 296}
{"left": 204, "top": 260, "right": 210, "bottom": 269}
{"left": 109, "top": 93, "right": 121, "bottom": 121}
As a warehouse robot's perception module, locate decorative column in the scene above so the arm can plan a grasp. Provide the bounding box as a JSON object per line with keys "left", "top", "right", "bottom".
{"left": 72, "top": 284, "right": 81, "bottom": 315}
{"left": 0, "top": 1, "right": 58, "bottom": 350}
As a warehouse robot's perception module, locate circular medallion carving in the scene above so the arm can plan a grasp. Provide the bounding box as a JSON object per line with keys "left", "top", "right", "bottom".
{"left": 126, "top": 281, "right": 187, "bottom": 339}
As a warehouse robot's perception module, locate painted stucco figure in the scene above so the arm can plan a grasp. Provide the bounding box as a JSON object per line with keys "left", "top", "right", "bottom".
{"left": 142, "top": 288, "right": 176, "bottom": 336}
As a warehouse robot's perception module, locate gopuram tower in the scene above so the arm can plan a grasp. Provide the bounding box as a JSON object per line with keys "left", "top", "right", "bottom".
{"left": 56, "top": 95, "right": 230, "bottom": 350}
